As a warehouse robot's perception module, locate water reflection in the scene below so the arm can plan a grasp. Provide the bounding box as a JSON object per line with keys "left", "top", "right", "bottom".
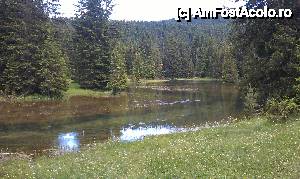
{"left": 120, "top": 124, "right": 183, "bottom": 142}
{"left": 58, "top": 132, "right": 80, "bottom": 152}
{"left": 0, "top": 80, "right": 243, "bottom": 154}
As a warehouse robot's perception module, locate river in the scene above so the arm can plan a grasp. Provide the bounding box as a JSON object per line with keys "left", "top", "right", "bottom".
{"left": 0, "top": 80, "right": 243, "bottom": 155}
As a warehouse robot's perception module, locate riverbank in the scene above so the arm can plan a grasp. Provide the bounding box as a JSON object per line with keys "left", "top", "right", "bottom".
{"left": 0, "top": 83, "right": 117, "bottom": 103}
{"left": 0, "top": 78, "right": 218, "bottom": 102}
{"left": 1, "top": 116, "right": 299, "bottom": 178}
{"left": 65, "top": 83, "right": 112, "bottom": 98}
{"left": 136, "top": 77, "right": 219, "bottom": 84}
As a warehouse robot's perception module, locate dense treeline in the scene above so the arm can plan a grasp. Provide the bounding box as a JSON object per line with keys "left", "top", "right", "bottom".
{"left": 231, "top": 0, "right": 300, "bottom": 119}
{"left": 0, "top": 0, "right": 69, "bottom": 97}
{"left": 116, "top": 19, "right": 230, "bottom": 80}
{"left": 53, "top": 18, "right": 231, "bottom": 82}
{"left": 0, "top": 0, "right": 299, "bottom": 118}
{"left": 0, "top": 0, "right": 232, "bottom": 98}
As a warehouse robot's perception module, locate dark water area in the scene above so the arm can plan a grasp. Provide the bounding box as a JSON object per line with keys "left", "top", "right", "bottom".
{"left": 0, "top": 80, "right": 243, "bottom": 155}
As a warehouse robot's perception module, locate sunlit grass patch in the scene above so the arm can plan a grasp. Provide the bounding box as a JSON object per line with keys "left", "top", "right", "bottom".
{"left": 0, "top": 94, "right": 58, "bottom": 103}
{"left": 128, "top": 79, "right": 169, "bottom": 85}
{"left": 0, "top": 83, "right": 114, "bottom": 103}
{"left": 175, "top": 77, "right": 220, "bottom": 81}
{"left": 0, "top": 78, "right": 220, "bottom": 102}
{"left": 65, "top": 82, "right": 112, "bottom": 98}
{"left": 129, "top": 78, "right": 220, "bottom": 85}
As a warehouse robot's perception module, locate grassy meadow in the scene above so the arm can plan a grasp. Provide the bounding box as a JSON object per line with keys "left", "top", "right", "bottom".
{"left": 1, "top": 116, "right": 299, "bottom": 178}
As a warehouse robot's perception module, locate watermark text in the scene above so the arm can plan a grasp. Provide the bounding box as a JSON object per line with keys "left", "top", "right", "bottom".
{"left": 177, "top": 6, "right": 293, "bottom": 22}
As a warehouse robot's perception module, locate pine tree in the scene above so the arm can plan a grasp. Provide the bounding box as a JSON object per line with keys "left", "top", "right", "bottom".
{"left": 163, "top": 34, "right": 193, "bottom": 79}
{"left": 52, "top": 17, "right": 76, "bottom": 80}
{"left": 107, "top": 42, "right": 128, "bottom": 94}
{"left": 0, "top": 0, "right": 69, "bottom": 97}
{"left": 222, "top": 44, "right": 239, "bottom": 83}
{"left": 73, "top": 0, "right": 113, "bottom": 89}
{"left": 124, "top": 43, "right": 136, "bottom": 76}
{"left": 163, "top": 35, "right": 180, "bottom": 79}
{"left": 138, "top": 34, "right": 156, "bottom": 79}
{"left": 140, "top": 34, "right": 163, "bottom": 79}
{"left": 132, "top": 48, "right": 143, "bottom": 82}
{"left": 231, "top": 0, "right": 299, "bottom": 103}
{"left": 151, "top": 44, "right": 163, "bottom": 79}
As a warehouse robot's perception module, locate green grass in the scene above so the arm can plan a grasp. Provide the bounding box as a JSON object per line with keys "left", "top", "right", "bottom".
{"left": 175, "top": 77, "right": 220, "bottom": 81}
{"left": 0, "top": 78, "right": 219, "bottom": 102}
{"left": 65, "top": 83, "right": 112, "bottom": 98}
{"left": 0, "top": 95, "right": 53, "bottom": 102}
{"left": 131, "top": 79, "right": 169, "bottom": 85}
{"left": 1, "top": 116, "right": 300, "bottom": 178}
{"left": 0, "top": 83, "right": 114, "bottom": 102}
{"left": 130, "top": 77, "right": 219, "bottom": 85}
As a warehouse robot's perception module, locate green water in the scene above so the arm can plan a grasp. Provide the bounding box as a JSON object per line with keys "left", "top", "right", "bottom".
{"left": 0, "top": 80, "right": 243, "bottom": 155}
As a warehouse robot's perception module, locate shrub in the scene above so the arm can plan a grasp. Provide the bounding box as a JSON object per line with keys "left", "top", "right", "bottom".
{"left": 243, "top": 85, "right": 260, "bottom": 116}
{"left": 294, "top": 77, "right": 300, "bottom": 103}
{"left": 265, "top": 98, "right": 299, "bottom": 122}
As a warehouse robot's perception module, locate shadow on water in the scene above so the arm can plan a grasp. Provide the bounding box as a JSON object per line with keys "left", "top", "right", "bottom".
{"left": 0, "top": 80, "right": 243, "bottom": 155}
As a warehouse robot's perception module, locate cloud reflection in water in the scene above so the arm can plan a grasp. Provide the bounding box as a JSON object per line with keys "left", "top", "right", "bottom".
{"left": 120, "top": 125, "right": 183, "bottom": 142}
{"left": 58, "top": 132, "right": 80, "bottom": 152}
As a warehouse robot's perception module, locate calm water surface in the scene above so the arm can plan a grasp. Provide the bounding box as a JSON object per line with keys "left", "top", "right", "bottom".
{"left": 0, "top": 80, "right": 243, "bottom": 155}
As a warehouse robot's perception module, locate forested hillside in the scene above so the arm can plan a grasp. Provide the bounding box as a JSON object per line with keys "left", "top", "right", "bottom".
{"left": 53, "top": 17, "right": 231, "bottom": 82}
{"left": 116, "top": 19, "right": 229, "bottom": 80}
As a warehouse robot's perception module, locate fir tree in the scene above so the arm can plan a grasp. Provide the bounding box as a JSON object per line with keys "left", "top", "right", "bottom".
{"left": 73, "top": 0, "right": 113, "bottom": 89}
{"left": 0, "top": 0, "right": 69, "bottom": 97}
{"left": 231, "top": 0, "right": 299, "bottom": 103}
{"left": 132, "top": 48, "right": 143, "bottom": 82}
{"left": 222, "top": 44, "right": 239, "bottom": 83}
{"left": 108, "top": 42, "right": 128, "bottom": 94}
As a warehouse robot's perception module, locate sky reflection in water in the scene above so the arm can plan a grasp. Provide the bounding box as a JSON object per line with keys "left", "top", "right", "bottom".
{"left": 119, "top": 124, "right": 183, "bottom": 142}
{"left": 58, "top": 132, "right": 80, "bottom": 152}
{"left": 57, "top": 124, "right": 181, "bottom": 152}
